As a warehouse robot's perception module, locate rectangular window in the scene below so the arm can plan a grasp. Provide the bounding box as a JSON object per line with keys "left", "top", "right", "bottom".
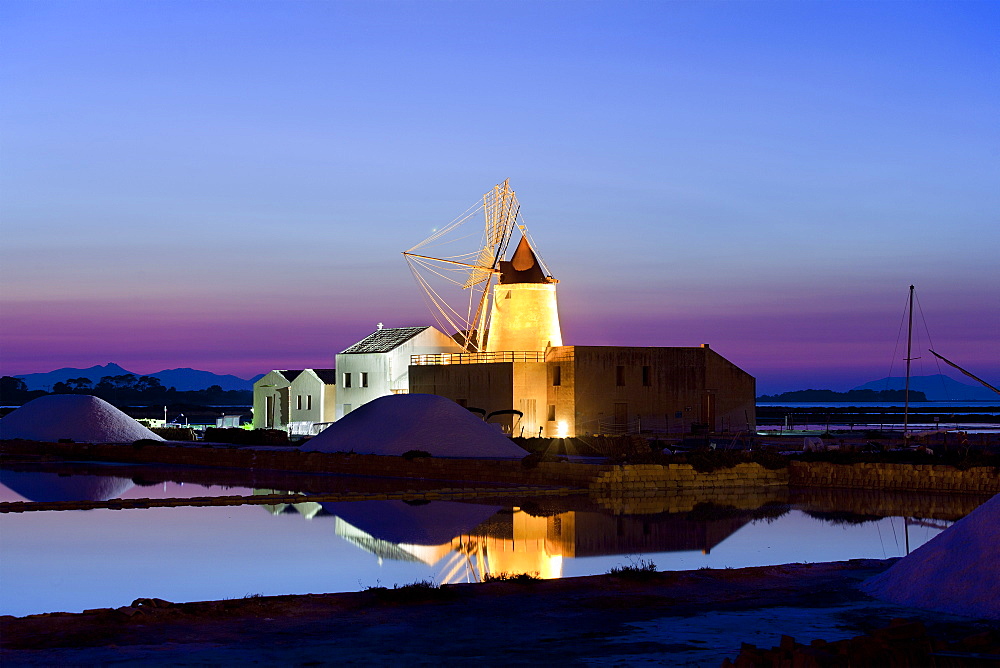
{"left": 296, "top": 395, "right": 302, "bottom": 410}
{"left": 547, "top": 404, "right": 556, "bottom": 421}
{"left": 642, "top": 366, "right": 651, "bottom": 386}
{"left": 552, "top": 365, "right": 561, "bottom": 386}
{"left": 361, "top": 372, "right": 369, "bottom": 388}
{"left": 307, "top": 395, "right": 312, "bottom": 410}
{"left": 616, "top": 365, "right": 625, "bottom": 386}
{"left": 344, "top": 373, "right": 352, "bottom": 388}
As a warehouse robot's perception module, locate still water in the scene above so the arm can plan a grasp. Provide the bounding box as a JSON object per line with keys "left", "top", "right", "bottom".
{"left": 0, "top": 466, "right": 978, "bottom": 618}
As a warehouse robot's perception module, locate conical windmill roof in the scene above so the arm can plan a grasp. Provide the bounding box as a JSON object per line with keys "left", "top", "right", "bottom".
{"left": 499, "top": 235, "right": 548, "bottom": 284}
{"left": 862, "top": 493, "right": 999, "bottom": 620}
{"left": 0, "top": 395, "right": 164, "bottom": 443}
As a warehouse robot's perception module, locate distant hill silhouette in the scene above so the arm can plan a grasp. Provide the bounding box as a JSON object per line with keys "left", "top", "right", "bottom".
{"left": 757, "top": 389, "right": 927, "bottom": 402}
{"left": 13, "top": 363, "right": 262, "bottom": 392}
{"left": 852, "top": 374, "right": 998, "bottom": 401}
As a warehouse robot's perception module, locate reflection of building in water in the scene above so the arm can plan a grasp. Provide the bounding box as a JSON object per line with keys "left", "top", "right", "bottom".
{"left": 331, "top": 503, "right": 563, "bottom": 583}
{"left": 253, "top": 489, "right": 322, "bottom": 519}
{"left": 258, "top": 497, "right": 752, "bottom": 584}
{"left": 549, "top": 511, "right": 748, "bottom": 557}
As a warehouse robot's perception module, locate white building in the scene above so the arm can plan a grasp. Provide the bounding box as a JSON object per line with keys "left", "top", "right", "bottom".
{"left": 334, "top": 326, "right": 463, "bottom": 419}
{"left": 252, "top": 368, "right": 336, "bottom": 432}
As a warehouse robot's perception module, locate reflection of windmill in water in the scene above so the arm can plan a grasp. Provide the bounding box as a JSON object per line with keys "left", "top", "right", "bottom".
{"left": 403, "top": 179, "right": 562, "bottom": 353}
{"left": 328, "top": 500, "right": 564, "bottom": 584}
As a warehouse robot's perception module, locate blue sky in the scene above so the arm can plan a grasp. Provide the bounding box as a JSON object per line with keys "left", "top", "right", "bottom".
{"left": 2, "top": 0, "right": 998, "bottom": 393}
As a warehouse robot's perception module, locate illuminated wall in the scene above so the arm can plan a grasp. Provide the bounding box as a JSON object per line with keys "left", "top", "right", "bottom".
{"left": 547, "top": 345, "right": 756, "bottom": 437}
{"left": 409, "top": 360, "right": 547, "bottom": 437}
{"left": 485, "top": 283, "right": 562, "bottom": 353}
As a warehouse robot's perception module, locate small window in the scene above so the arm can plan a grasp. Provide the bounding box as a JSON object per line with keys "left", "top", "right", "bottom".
{"left": 307, "top": 395, "right": 312, "bottom": 410}
{"left": 344, "top": 373, "right": 352, "bottom": 388}
{"left": 616, "top": 365, "right": 625, "bottom": 386}
{"left": 361, "top": 372, "right": 369, "bottom": 388}
{"left": 552, "top": 365, "right": 561, "bottom": 386}
{"left": 296, "top": 395, "right": 302, "bottom": 410}
{"left": 642, "top": 366, "right": 651, "bottom": 386}
{"left": 547, "top": 404, "right": 556, "bottom": 421}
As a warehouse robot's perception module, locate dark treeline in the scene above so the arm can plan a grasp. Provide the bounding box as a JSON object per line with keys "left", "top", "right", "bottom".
{"left": 0, "top": 374, "right": 251, "bottom": 407}
{"left": 757, "top": 388, "right": 928, "bottom": 402}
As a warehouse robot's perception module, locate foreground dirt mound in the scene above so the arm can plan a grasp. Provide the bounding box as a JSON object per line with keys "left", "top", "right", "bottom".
{"left": 301, "top": 393, "right": 528, "bottom": 458}
{"left": 0, "top": 395, "right": 163, "bottom": 444}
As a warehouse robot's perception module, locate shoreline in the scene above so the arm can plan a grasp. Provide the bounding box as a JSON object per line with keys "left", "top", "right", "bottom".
{"left": 3, "top": 559, "right": 997, "bottom": 666}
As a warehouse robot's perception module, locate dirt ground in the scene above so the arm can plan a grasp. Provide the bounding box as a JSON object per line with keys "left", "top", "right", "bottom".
{"left": 3, "top": 559, "right": 996, "bottom": 667}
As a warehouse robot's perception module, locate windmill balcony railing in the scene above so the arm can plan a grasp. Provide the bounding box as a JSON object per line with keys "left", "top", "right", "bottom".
{"left": 411, "top": 351, "right": 548, "bottom": 366}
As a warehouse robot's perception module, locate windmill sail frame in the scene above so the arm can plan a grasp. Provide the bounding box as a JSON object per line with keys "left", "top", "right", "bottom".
{"left": 403, "top": 179, "right": 546, "bottom": 352}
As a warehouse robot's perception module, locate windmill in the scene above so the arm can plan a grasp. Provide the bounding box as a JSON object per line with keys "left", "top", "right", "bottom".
{"left": 403, "top": 180, "right": 556, "bottom": 352}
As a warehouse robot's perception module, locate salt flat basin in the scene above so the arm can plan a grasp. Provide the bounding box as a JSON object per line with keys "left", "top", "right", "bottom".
{"left": 0, "top": 465, "right": 980, "bottom": 618}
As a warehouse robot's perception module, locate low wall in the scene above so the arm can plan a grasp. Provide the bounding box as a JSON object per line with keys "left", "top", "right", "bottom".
{"left": 589, "top": 462, "right": 788, "bottom": 491}
{"left": 0, "top": 440, "right": 604, "bottom": 488}
{"left": 789, "top": 461, "right": 999, "bottom": 494}
{"left": 2, "top": 440, "right": 997, "bottom": 497}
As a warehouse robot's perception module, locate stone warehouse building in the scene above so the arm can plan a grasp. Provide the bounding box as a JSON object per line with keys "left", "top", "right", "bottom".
{"left": 253, "top": 182, "right": 755, "bottom": 438}
{"left": 409, "top": 344, "right": 754, "bottom": 438}
{"left": 408, "top": 231, "right": 755, "bottom": 438}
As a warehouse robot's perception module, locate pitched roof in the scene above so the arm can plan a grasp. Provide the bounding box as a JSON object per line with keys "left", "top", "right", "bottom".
{"left": 340, "top": 327, "right": 429, "bottom": 354}
{"left": 278, "top": 370, "right": 304, "bottom": 382}
{"left": 312, "top": 368, "right": 338, "bottom": 384}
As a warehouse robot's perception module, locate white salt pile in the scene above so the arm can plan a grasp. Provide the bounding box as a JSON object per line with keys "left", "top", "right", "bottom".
{"left": 0, "top": 394, "right": 164, "bottom": 444}
{"left": 862, "top": 493, "right": 999, "bottom": 620}
{"left": 301, "top": 393, "right": 528, "bottom": 458}
{"left": 0, "top": 470, "right": 134, "bottom": 503}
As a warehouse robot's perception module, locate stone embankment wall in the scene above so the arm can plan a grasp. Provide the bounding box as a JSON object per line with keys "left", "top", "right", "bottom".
{"left": 788, "top": 461, "right": 999, "bottom": 495}
{"left": 2, "top": 440, "right": 997, "bottom": 497}
{"left": 589, "top": 463, "right": 787, "bottom": 492}
{"left": 588, "top": 462, "right": 789, "bottom": 514}
{"left": 0, "top": 440, "right": 603, "bottom": 488}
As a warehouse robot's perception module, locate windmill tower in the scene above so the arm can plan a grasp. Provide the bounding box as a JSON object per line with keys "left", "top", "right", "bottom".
{"left": 485, "top": 234, "right": 562, "bottom": 353}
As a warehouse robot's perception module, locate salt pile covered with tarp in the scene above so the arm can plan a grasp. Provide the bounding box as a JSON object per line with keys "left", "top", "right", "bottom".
{"left": 301, "top": 393, "right": 528, "bottom": 458}
{"left": 862, "top": 493, "right": 999, "bottom": 620}
{"left": 0, "top": 394, "right": 163, "bottom": 444}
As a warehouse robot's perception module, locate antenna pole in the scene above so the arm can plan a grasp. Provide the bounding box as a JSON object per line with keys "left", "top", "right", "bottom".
{"left": 904, "top": 285, "right": 914, "bottom": 440}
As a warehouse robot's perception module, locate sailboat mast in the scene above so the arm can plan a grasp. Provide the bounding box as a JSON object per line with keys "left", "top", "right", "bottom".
{"left": 904, "top": 284, "right": 914, "bottom": 439}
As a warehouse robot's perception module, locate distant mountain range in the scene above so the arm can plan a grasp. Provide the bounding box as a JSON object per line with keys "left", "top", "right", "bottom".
{"left": 851, "top": 374, "right": 998, "bottom": 401}
{"left": 12, "top": 363, "right": 265, "bottom": 392}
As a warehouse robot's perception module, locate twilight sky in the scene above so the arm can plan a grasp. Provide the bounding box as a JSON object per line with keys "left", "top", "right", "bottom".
{"left": 2, "top": 0, "right": 998, "bottom": 394}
